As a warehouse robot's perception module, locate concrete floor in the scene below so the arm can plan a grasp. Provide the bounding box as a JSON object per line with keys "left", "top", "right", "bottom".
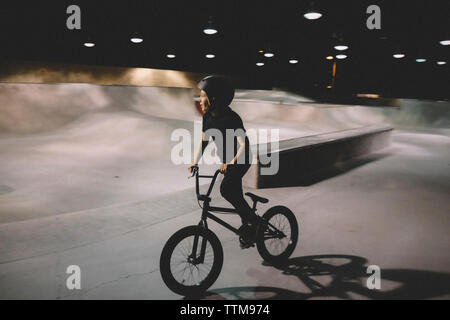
{"left": 1, "top": 128, "right": 449, "bottom": 299}
{"left": 0, "top": 83, "right": 449, "bottom": 299}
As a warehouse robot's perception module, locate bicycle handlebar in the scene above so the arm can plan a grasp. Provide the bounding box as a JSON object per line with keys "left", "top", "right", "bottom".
{"left": 188, "top": 165, "right": 199, "bottom": 178}
{"left": 189, "top": 166, "right": 222, "bottom": 201}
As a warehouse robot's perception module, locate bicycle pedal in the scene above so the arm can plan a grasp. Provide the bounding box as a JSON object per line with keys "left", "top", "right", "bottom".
{"left": 239, "top": 236, "right": 255, "bottom": 249}
{"left": 239, "top": 242, "right": 255, "bottom": 249}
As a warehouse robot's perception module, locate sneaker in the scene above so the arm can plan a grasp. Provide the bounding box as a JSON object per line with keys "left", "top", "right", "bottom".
{"left": 239, "top": 239, "right": 254, "bottom": 249}
{"left": 238, "top": 223, "right": 257, "bottom": 249}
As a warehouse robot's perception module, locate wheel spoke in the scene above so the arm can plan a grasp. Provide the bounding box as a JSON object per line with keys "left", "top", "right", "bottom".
{"left": 263, "top": 212, "right": 293, "bottom": 256}
{"left": 169, "top": 232, "right": 216, "bottom": 287}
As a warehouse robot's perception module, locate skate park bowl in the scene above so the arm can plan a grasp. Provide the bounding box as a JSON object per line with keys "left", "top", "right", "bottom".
{"left": 0, "top": 81, "right": 449, "bottom": 222}
{"left": 230, "top": 92, "right": 449, "bottom": 188}
{"left": 0, "top": 80, "right": 449, "bottom": 300}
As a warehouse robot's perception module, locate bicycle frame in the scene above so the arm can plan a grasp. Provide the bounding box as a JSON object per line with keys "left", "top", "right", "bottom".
{"left": 188, "top": 166, "right": 285, "bottom": 264}
{"left": 193, "top": 167, "right": 242, "bottom": 236}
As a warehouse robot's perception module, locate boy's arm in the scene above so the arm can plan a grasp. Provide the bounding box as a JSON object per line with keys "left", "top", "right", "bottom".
{"left": 192, "top": 132, "right": 208, "bottom": 166}
{"left": 228, "top": 136, "right": 245, "bottom": 165}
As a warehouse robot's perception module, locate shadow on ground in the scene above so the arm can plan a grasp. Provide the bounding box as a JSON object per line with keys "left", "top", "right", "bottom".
{"left": 259, "top": 151, "right": 393, "bottom": 188}
{"left": 186, "top": 254, "right": 450, "bottom": 300}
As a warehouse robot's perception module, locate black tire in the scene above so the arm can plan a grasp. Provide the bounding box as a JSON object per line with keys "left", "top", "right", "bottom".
{"left": 256, "top": 206, "right": 298, "bottom": 265}
{"left": 160, "top": 225, "right": 223, "bottom": 297}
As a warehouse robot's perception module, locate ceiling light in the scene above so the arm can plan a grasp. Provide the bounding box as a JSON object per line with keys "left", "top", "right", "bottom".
{"left": 203, "top": 28, "right": 218, "bottom": 35}
{"left": 326, "top": 56, "right": 334, "bottom": 60}
{"left": 304, "top": 12, "right": 322, "bottom": 20}
{"left": 416, "top": 58, "right": 426, "bottom": 63}
{"left": 334, "top": 45, "right": 348, "bottom": 51}
{"left": 393, "top": 54, "right": 405, "bottom": 58}
{"left": 336, "top": 54, "right": 347, "bottom": 59}
{"left": 439, "top": 40, "right": 450, "bottom": 46}
{"left": 256, "top": 62, "right": 264, "bottom": 66}
{"left": 130, "top": 37, "right": 143, "bottom": 43}
{"left": 289, "top": 59, "right": 299, "bottom": 64}
{"left": 166, "top": 54, "right": 176, "bottom": 59}
{"left": 84, "top": 42, "right": 95, "bottom": 47}
{"left": 264, "top": 52, "right": 274, "bottom": 58}
{"left": 437, "top": 61, "right": 446, "bottom": 65}
{"left": 206, "top": 54, "right": 215, "bottom": 59}
{"left": 203, "top": 16, "right": 218, "bottom": 35}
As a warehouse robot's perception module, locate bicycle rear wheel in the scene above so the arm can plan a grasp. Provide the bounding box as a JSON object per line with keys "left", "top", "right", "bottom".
{"left": 160, "top": 225, "right": 223, "bottom": 297}
{"left": 256, "top": 206, "right": 298, "bottom": 265}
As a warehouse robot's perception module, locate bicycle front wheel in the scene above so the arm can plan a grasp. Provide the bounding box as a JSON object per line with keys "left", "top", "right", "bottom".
{"left": 256, "top": 206, "right": 298, "bottom": 265}
{"left": 160, "top": 225, "right": 223, "bottom": 297}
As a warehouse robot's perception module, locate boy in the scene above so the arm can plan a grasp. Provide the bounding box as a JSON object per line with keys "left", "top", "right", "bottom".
{"left": 189, "top": 76, "right": 257, "bottom": 248}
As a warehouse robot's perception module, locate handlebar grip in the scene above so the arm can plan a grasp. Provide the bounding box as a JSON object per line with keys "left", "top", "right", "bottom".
{"left": 188, "top": 165, "right": 198, "bottom": 178}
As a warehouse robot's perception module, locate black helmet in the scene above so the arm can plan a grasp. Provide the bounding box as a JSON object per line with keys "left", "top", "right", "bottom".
{"left": 197, "top": 76, "right": 234, "bottom": 111}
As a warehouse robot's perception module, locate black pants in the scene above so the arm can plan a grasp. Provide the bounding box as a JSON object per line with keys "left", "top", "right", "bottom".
{"left": 220, "top": 164, "right": 255, "bottom": 224}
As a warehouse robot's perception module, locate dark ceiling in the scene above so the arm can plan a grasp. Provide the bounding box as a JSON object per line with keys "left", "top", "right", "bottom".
{"left": 1, "top": 0, "right": 449, "bottom": 99}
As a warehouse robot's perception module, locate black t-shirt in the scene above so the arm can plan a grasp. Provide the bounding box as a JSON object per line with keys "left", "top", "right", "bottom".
{"left": 202, "top": 107, "right": 252, "bottom": 164}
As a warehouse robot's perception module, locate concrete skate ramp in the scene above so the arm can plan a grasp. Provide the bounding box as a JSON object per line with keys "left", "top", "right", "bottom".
{"left": 231, "top": 97, "right": 449, "bottom": 188}
{"left": 234, "top": 89, "right": 315, "bottom": 104}
{"left": 230, "top": 99, "right": 450, "bottom": 133}
{"left": 1, "top": 82, "right": 448, "bottom": 136}
{"left": 0, "top": 82, "right": 208, "bottom": 223}
{"left": 0, "top": 82, "right": 199, "bottom": 135}
{"left": 0, "top": 82, "right": 449, "bottom": 221}
{"left": 243, "top": 126, "right": 393, "bottom": 188}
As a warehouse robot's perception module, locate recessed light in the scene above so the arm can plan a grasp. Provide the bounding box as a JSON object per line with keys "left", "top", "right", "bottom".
{"left": 334, "top": 45, "right": 348, "bottom": 51}
{"left": 439, "top": 40, "right": 450, "bottom": 46}
{"left": 289, "top": 59, "right": 299, "bottom": 64}
{"left": 416, "top": 58, "right": 426, "bottom": 63}
{"left": 437, "top": 61, "right": 446, "bottom": 65}
{"left": 130, "top": 37, "right": 143, "bottom": 43}
{"left": 326, "top": 56, "right": 334, "bottom": 60}
{"left": 203, "top": 28, "right": 218, "bottom": 35}
{"left": 256, "top": 62, "right": 264, "bottom": 66}
{"left": 304, "top": 12, "right": 322, "bottom": 20}
{"left": 166, "top": 54, "right": 176, "bottom": 59}
{"left": 264, "top": 52, "right": 274, "bottom": 58}
{"left": 336, "top": 54, "right": 347, "bottom": 59}
{"left": 393, "top": 54, "right": 405, "bottom": 59}
{"left": 84, "top": 42, "right": 95, "bottom": 47}
{"left": 206, "top": 54, "right": 215, "bottom": 59}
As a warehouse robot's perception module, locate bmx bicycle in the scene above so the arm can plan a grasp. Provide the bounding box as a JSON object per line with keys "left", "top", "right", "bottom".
{"left": 160, "top": 165, "right": 299, "bottom": 296}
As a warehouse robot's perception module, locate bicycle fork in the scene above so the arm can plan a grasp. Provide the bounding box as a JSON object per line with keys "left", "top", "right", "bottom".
{"left": 188, "top": 219, "right": 209, "bottom": 265}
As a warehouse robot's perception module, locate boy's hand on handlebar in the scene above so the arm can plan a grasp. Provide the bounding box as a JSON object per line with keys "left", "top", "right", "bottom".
{"left": 188, "top": 164, "right": 198, "bottom": 174}
{"left": 188, "top": 165, "right": 198, "bottom": 178}
{"left": 219, "top": 163, "right": 228, "bottom": 173}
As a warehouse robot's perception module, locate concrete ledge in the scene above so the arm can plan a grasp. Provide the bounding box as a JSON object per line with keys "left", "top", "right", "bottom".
{"left": 244, "top": 126, "right": 393, "bottom": 188}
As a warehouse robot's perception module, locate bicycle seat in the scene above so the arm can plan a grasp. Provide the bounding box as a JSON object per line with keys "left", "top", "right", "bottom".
{"left": 245, "top": 192, "right": 268, "bottom": 204}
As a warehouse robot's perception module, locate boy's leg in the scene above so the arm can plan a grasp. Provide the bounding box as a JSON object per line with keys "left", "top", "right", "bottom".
{"left": 220, "top": 164, "right": 256, "bottom": 224}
